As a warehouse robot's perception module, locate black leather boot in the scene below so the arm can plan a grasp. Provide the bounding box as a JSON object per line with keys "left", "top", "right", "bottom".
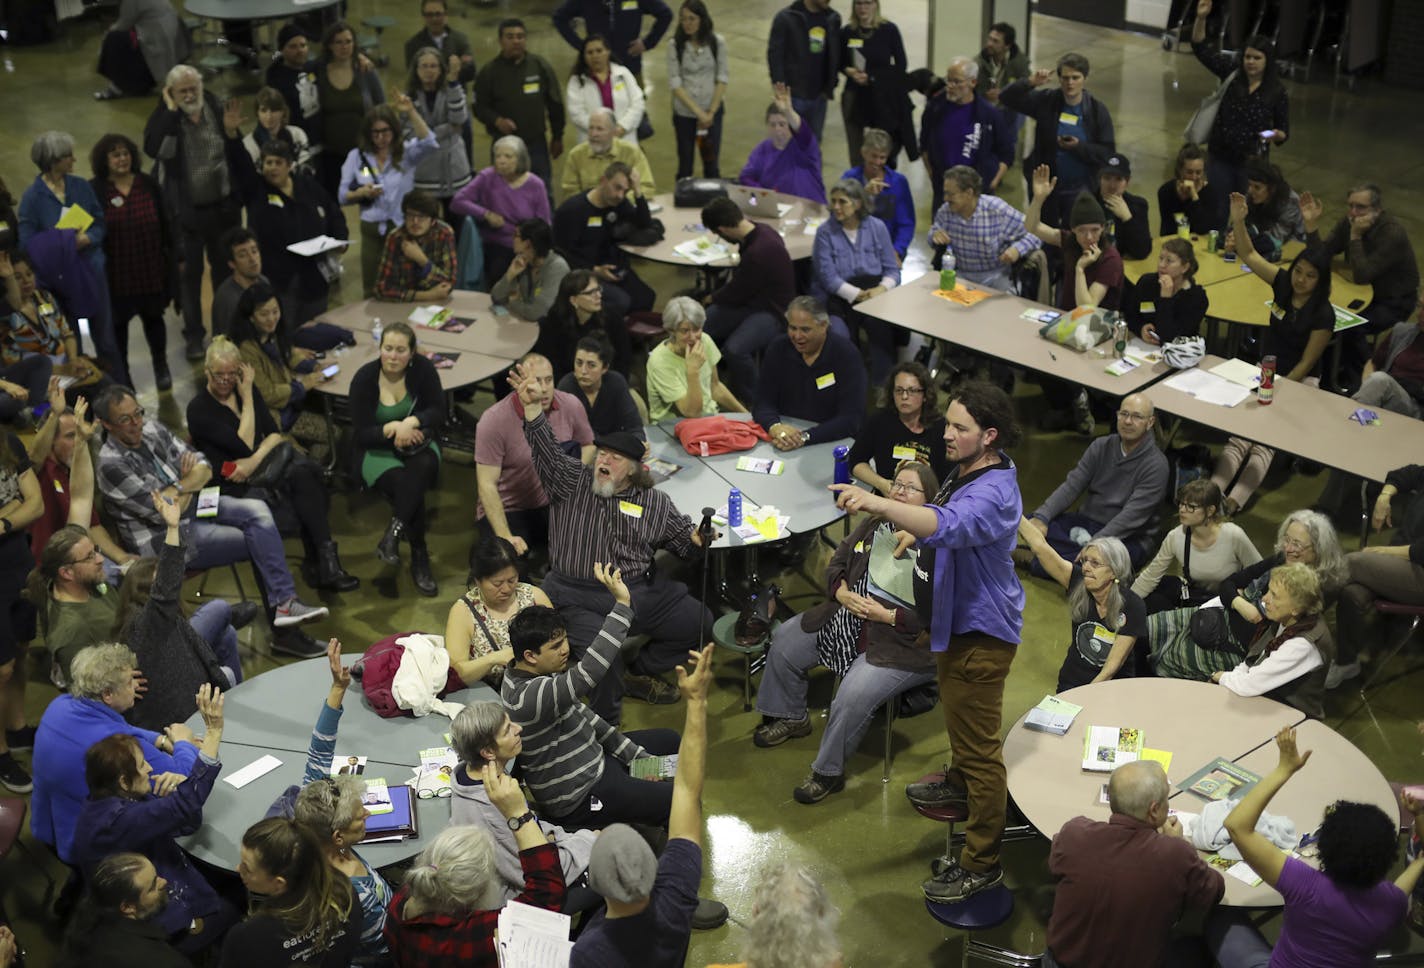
{"left": 410, "top": 545, "right": 437, "bottom": 597}
{"left": 376, "top": 518, "right": 404, "bottom": 565}
{"left": 317, "top": 541, "right": 360, "bottom": 592}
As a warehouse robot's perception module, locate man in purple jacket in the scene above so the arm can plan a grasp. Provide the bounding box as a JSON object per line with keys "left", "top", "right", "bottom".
{"left": 699, "top": 197, "right": 797, "bottom": 404}
{"left": 833, "top": 380, "right": 1024, "bottom": 904}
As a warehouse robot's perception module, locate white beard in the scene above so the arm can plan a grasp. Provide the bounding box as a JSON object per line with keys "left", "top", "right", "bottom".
{"left": 591, "top": 477, "right": 617, "bottom": 499}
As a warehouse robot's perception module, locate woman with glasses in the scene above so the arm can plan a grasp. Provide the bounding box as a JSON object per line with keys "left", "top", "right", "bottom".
{"left": 314, "top": 21, "right": 386, "bottom": 202}
{"left": 229, "top": 283, "right": 332, "bottom": 433}
{"left": 1205, "top": 727, "right": 1421, "bottom": 967}
{"left": 338, "top": 97, "right": 437, "bottom": 297}
{"left": 751, "top": 461, "right": 940, "bottom": 805}
{"left": 847, "top": 362, "right": 948, "bottom": 496}
{"left": 443, "top": 535, "right": 552, "bottom": 688}
{"left": 187, "top": 338, "right": 358, "bottom": 592}
{"left": 532, "top": 269, "right": 632, "bottom": 378}
{"left": 1016, "top": 527, "right": 1147, "bottom": 691}
{"left": 1148, "top": 510, "right": 1347, "bottom": 706}
{"left": 488, "top": 218, "right": 568, "bottom": 323}
{"left": 70, "top": 686, "right": 238, "bottom": 959}
{"left": 373, "top": 190, "right": 456, "bottom": 302}
{"left": 645, "top": 296, "right": 745, "bottom": 422}
{"left": 266, "top": 640, "right": 392, "bottom": 968}
{"left": 1131, "top": 479, "right": 1261, "bottom": 614}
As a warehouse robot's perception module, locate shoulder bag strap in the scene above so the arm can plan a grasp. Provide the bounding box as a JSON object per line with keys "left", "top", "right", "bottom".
{"left": 462, "top": 595, "right": 500, "bottom": 652}
{"left": 1180, "top": 526, "right": 1194, "bottom": 601}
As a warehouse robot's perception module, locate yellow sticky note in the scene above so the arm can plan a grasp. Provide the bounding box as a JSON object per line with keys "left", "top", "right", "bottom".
{"left": 1058, "top": 112, "right": 1079, "bottom": 126}
{"left": 55, "top": 204, "right": 94, "bottom": 233}
{"left": 1141, "top": 747, "right": 1173, "bottom": 773}
{"left": 618, "top": 500, "right": 644, "bottom": 518}
{"left": 815, "top": 372, "right": 836, "bottom": 390}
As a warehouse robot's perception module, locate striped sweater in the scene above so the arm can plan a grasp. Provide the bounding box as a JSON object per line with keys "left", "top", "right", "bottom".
{"left": 501, "top": 602, "right": 645, "bottom": 817}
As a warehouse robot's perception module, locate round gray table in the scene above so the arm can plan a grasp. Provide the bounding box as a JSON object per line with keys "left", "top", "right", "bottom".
{"left": 185, "top": 0, "right": 340, "bottom": 20}
{"left": 180, "top": 654, "right": 498, "bottom": 870}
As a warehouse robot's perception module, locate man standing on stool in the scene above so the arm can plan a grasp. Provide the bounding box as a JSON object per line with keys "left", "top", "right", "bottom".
{"left": 832, "top": 380, "right": 1024, "bottom": 903}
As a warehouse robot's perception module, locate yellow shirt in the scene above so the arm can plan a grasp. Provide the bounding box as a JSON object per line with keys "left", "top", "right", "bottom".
{"left": 558, "top": 138, "right": 657, "bottom": 200}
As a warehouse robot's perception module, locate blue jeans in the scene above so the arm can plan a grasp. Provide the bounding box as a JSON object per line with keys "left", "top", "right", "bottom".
{"left": 704, "top": 304, "right": 783, "bottom": 404}
{"left": 186, "top": 496, "right": 296, "bottom": 608}
{"left": 1204, "top": 908, "right": 1272, "bottom": 967}
{"left": 792, "top": 95, "right": 828, "bottom": 144}
{"left": 756, "top": 618, "right": 935, "bottom": 779}
{"left": 188, "top": 599, "right": 244, "bottom": 686}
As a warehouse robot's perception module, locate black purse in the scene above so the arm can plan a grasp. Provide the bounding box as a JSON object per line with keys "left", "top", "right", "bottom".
{"left": 245, "top": 440, "right": 296, "bottom": 489}
{"left": 1189, "top": 606, "right": 1238, "bottom": 653}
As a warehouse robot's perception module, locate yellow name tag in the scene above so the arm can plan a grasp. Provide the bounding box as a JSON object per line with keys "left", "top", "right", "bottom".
{"left": 1269, "top": 301, "right": 1286, "bottom": 320}
{"left": 1091, "top": 623, "right": 1113, "bottom": 642}
{"left": 267, "top": 194, "right": 284, "bottom": 207}
{"left": 853, "top": 541, "right": 864, "bottom": 553}
{"left": 38, "top": 303, "right": 54, "bottom": 316}
{"left": 522, "top": 81, "right": 539, "bottom": 94}
{"left": 587, "top": 216, "right": 603, "bottom": 228}
{"left": 815, "top": 372, "right": 836, "bottom": 390}
{"left": 618, "top": 500, "right": 643, "bottom": 518}
{"left": 1138, "top": 301, "right": 1155, "bottom": 314}
{"left": 1058, "top": 112, "right": 1079, "bottom": 125}
{"left": 52, "top": 478, "right": 65, "bottom": 494}
{"left": 621, "top": 0, "right": 637, "bottom": 8}
{"left": 847, "top": 37, "right": 863, "bottom": 48}
{"left": 892, "top": 444, "right": 918, "bottom": 461}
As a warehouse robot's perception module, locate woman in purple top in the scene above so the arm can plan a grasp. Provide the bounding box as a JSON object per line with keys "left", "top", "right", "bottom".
{"left": 450, "top": 135, "right": 552, "bottom": 285}
{"left": 1206, "top": 726, "right": 1423, "bottom": 968}
{"left": 738, "top": 83, "right": 825, "bottom": 204}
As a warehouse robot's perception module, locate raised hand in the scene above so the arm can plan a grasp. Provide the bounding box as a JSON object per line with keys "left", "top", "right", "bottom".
{"left": 1030, "top": 67, "right": 1052, "bottom": 86}
{"left": 1031, "top": 163, "right": 1056, "bottom": 202}
{"left": 151, "top": 489, "right": 183, "bottom": 528}
{"left": 592, "top": 561, "right": 631, "bottom": 606}
{"left": 222, "top": 97, "right": 245, "bottom": 136}
{"left": 195, "top": 682, "right": 224, "bottom": 732}
{"left": 326, "top": 637, "right": 351, "bottom": 689}
{"left": 1298, "top": 191, "right": 1322, "bottom": 227}
{"left": 676, "top": 643, "right": 714, "bottom": 703}
{"left": 1228, "top": 191, "right": 1248, "bottom": 223}
{"left": 1274, "top": 725, "right": 1311, "bottom": 773}
{"left": 483, "top": 762, "right": 530, "bottom": 819}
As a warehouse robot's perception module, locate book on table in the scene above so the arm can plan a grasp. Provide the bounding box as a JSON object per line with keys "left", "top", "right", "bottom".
{"left": 360, "top": 784, "right": 418, "bottom": 843}
{"left": 1023, "top": 695, "right": 1083, "bottom": 735}
{"left": 362, "top": 778, "right": 394, "bottom": 815}
{"left": 1081, "top": 726, "right": 1143, "bottom": 772}
{"left": 1179, "top": 757, "right": 1260, "bottom": 801}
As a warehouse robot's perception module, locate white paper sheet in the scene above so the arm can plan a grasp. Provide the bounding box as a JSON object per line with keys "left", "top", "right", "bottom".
{"left": 223, "top": 754, "right": 283, "bottom": 788}
{"left": 1208, "top": 358, "right": 1261, "bottom": 388}
{"left": 286, "top": 235, "right": 347, "bottom": 257}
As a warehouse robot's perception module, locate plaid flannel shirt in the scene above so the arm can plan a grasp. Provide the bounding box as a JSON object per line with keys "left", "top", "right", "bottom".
{"left": 928, "top": 194, "right": 1042, "bottom": 277}
{"left": 381, "top": 843, "right": 564, "bottom": 968}
{"left": 373, "top": 221, "right": 457, "bottom": 301}
{"left": 97, "top": 419, "right": 206, "bottom": 555}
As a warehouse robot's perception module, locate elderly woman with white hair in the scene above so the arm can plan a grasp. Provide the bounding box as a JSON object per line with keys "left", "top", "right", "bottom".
{"left": 1147, "top": 509, "right": 1347, "bottom": 703}
{"left": 645, "top": 296, "right": 746, "bottom": 422}
{"left": 30, "top": 642, "right": 201, "bottom": 864}
{"left": 16, "top": 131, "right": 124, "bottom": 386}
{"left": 812, "top": 177, "right": 901, "bottom": 386}
{"left": 739, "top": 861, "right": 843, "bottom": 968}
{"left": 451, "top": 134, "right": 553, "bottom": 285}
{"left": 1018, "top": 525, "right": 1148, "bottom": 692}
{"left": 384, "top": 769, "right": 564, "bottom": 966}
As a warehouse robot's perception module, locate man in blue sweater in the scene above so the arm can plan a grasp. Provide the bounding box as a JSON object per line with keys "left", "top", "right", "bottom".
{"left": 832, "top": 381, "right": 1024, "bottom": 903}
{"left": 752, "top": 296, "right": 866, "bottom": 450}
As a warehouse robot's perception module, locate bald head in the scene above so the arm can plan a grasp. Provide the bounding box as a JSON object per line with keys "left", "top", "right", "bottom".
{"left": 1107, "top": 760, "right": 1168, "bottom": 821}
{"left": 1116, "top": 392, "right": 1156, "bottom": 446}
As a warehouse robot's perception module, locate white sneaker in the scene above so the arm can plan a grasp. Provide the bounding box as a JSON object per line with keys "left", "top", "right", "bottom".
{"left": 1324, "top": 661, "right": 1360, "bottom": 689}
{"left": 273, "top": 597, "right": 329, "bottom": 627}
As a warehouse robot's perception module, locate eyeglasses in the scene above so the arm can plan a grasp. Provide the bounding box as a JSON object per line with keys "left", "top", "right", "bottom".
{"left": 576, "top": 286, "right": 601, "bottom": 297}
{"left": 890, "top": 481, "right": 924, "bottom": 495}
{"left": 1117, "top": 410, "right": 1151, "bottom": 422}
{"left": 369, "top": 126, "right": 394, "bottom": 136}
{"left": 944, "top": 76, "right": 973, "bottom": 87}
{"left": 66, "top": 548, "right": 102, "bottom": 565}
{"left": 1281, "top": 537, "right": 1313, "bottom": 552}
{"left": 1178, "top": 502, "right": 1201, "bottom": 511}
{"left": 892, "top": 386, "right": 925, "bottom": 397}
{"left": 209, "top": 370, "right": 240, "bottom": 381}
{"left": 108, "top": 408, "right": 144, "bottom": 426}
{"left": 1079, "top": 556, "right": 1107, "bottom": 570}
{"left": 416, "top": 782, "right": 453, "bottom": 799}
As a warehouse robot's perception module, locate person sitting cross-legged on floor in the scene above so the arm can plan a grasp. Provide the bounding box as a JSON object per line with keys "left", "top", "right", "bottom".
{"left": 92, "top": 385, "right": 329, "bottom": 657}
{"left": 56, "top": 852, "right": 194, "bottom": 968}
{"left": 753, "top": 460, "right": 939, "bottom": 805}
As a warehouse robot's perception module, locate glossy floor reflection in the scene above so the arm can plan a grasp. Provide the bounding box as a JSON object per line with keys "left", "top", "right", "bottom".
{"left": 3, "top": 4, "right": 1422, "bottom": 965}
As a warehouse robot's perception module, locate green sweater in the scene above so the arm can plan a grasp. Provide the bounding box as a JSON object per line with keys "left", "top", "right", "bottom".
{"left": 47, "top": 592, "right": 119, "bottom": 683}
{"left": 473, "top": 54, "right": 565, "bottom": 145}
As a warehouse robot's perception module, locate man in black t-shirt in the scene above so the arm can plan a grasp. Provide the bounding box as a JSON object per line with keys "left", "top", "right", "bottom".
{"left": 552, "top": 161, "right": 654, "bottom": 319}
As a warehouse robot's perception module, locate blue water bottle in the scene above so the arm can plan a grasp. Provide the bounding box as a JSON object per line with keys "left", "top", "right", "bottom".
{"left": 727, "top": 487, "right": 743, "bottom": 528}
{"left": 833, "top": 445, "right": 851, "bottom": 487}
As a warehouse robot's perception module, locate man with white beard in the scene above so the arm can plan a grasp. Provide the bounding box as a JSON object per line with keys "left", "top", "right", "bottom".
{"left": 143, "top": 64, "right": 242, "bottom": 362}
{"left": 510, "top": 361, "right": 714, "bottom": 726}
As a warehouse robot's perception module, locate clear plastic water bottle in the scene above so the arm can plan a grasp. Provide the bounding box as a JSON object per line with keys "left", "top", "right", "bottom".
{"left": 371, "top": 316, "right": 383, "bottom": 345}
{"left": 833, "top": 445, "right": 851, "bottom": 486}
{"left": 727, "top": 487, "right": 743, "bottom": 528}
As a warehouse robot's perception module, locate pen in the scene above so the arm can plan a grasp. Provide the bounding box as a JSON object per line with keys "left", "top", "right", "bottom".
{"left": 1048, "top": 350, "right": 1057, "bottom": 361}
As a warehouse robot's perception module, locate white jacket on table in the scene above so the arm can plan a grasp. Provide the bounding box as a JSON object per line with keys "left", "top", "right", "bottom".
{"left": 566, "top": 65, "right": 646, "bottom": 145}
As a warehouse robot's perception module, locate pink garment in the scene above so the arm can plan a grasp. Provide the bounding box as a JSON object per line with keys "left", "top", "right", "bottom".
{"left": 673, "top": 415, "right": 770, "bottom": 455}
{"left": 474, "top": 392, "right": 593, "bottom": 515}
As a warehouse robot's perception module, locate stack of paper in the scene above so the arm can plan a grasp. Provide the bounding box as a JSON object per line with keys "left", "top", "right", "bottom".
{"left": 496, "top": 900, "right": 572, "bottom": 968}
{"left": 671, "top": 237, "right": 732, "bottom": 265}
{"left": 1163, "top": 369, "right": 1253, "bottom": 408}
{"left": 1023, "top": 695, "right": 1083, "bottom": 734}
{"left": 1208, "top": 358, "right": 1261, "bottom": 388}
{"left": 286, "top": 235, "right": 346, "bottom": 256}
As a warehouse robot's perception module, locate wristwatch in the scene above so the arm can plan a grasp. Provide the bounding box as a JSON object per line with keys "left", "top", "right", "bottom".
{"left": 507, "top": 810, "right": 536, "bottom": 831}
{"left": 799, "top": 430, "right": 811, "bottom": 445}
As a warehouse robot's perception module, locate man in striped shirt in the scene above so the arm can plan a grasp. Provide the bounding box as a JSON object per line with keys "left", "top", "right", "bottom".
{"left": 511, "top": 363, "right": 714, "bottom": 726}
{"left": 500, "top": 563, "right": 680, "bottom": 828}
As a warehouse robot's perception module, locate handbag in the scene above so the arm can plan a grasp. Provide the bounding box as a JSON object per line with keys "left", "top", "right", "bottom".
{"left": 1188, "top": 606, "right": 1238, "bottom": 653}
{"left": 1183, "top": 69, "right": 1236, "bottom": 145}
{"left": 461, "top": 596, "right": 507, "bottom": 683}
{"left": 1039, "top": 306, "right": 1117, "bottom": 351}
{"left": 673, "top": 177, "right": 728, "bottom": 208}
{"left": 734, "top": 582, "right": 780, "bottom": 646}
{"left": 245, "top": 440, "right": 296, "bottom": 489}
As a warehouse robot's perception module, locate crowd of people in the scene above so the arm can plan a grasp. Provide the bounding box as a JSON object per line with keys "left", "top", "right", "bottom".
{"left": 0, "top": 0, "right": 1422, "bottom": 964}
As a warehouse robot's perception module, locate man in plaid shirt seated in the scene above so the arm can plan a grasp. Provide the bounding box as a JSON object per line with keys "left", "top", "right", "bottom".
{"left": 928, "top": 165, "right": 1042, "bottom": 291}
{"left": 92, "top": 385, "right": 329, "bottom": 657}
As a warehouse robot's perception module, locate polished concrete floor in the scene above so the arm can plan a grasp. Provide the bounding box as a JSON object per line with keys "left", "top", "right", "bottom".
{"left": 4, "top": 4, "right": 1424, "bottom": 965}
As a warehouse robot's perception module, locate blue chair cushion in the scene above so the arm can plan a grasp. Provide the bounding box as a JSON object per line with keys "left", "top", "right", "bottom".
{"left": 924, "top": 884, "right": 1014, "bottom": 931}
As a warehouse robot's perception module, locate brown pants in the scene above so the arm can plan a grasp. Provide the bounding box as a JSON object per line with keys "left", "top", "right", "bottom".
{"left": 1337, "top": 551, "right": 1424, "bottom": 665}
{"left": 936, "top": 632, "right": 1017, "bottom": 872}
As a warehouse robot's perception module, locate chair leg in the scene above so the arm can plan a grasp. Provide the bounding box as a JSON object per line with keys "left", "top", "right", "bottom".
{"left": 742, "top": 650, "right": 754, "bottom": 712}
{"left": 1360, "top": 615, "right": 1423, "bottom": 696}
